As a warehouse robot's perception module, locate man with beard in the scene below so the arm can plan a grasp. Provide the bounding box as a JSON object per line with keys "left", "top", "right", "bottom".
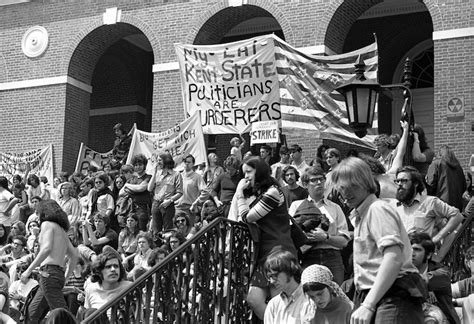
{"left": 281, "top": 166, "right": 308, "bottom": 209}
{"left": 391, "top": 166, "right": 463, "bottom": 245}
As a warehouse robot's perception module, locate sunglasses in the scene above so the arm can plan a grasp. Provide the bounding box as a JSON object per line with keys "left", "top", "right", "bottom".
{"left": 175, "top": 219, "right": 186, "bottom": 224}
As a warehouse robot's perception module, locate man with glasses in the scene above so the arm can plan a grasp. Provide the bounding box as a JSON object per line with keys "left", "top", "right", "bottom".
{"left": 391, "top": 166, "right": 463, "bottom": 245}
{"left": 289, "top": 166, "right": 350, "bottom": 284}
{"left": 331, "top": 157, "right": 425, "bottom": 324}
{"left": 263, "top": 249, "right": 310, "bottom": 324}
{"left": 0, "top": 235, "right": 29, "bottom": 274}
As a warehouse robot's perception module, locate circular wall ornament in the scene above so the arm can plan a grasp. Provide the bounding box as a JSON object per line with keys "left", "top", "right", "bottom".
{"left": 21, "top": 26, "right": 49, "bottom": 58}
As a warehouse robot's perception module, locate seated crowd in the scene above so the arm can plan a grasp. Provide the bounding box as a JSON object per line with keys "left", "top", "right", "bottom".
{"left": 0, "top": 121, "right": 472, "bottom": 324}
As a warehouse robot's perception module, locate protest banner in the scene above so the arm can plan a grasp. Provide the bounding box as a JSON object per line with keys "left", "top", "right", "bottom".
{"left": 75, "top": 143, "right": 113, "bottom": 176}
{"left": 175, "top": 35, "right": 281, "bottom": 134}
{"left": 75, "top": 124, "right": 136, "bottom": 175}
{"left": 249, "top": 120, "right": 280, "bottom": 145}
{"left": 0, "top": 145, "right": 54, "bottom": 184}
{"left": 126, "top": 113, "right": 207, "bottom": 174}
{"left": 176, "top": 34, "right": 378, "bottom": 148}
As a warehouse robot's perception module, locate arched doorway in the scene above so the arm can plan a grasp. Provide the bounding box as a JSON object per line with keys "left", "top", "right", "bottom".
{"left": 392, "top": 40, "right": 434, "bottom": 149}
{"left": 65, "top": 23, "right": 154, "bottom": 170}
{"left": 325, "top": 0, "right": 433, "bottom": 137}
{"left": 193, "top": 5, "right": 284, "bottom": 158}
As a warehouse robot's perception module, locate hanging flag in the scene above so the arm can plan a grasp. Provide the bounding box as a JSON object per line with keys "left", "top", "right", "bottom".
{"left": 274, "top": 37, "right": 378, "bottom": 149}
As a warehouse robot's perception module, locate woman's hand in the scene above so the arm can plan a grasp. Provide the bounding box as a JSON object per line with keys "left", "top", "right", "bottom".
{"left": 236, "top": 178, "right": 250, "bottom": 194}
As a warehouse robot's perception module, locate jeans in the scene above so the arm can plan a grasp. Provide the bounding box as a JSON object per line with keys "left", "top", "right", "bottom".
{"left": 27, "top": 264, "right": 67, "bottom": 324}
{"left": 354, "top": 289, "right": 424, "bottom": 324}
{"left": 151, "top": 200, "right": 175, "bottom": 233}
{"left": 301, "top": 249, "right": 345, "bottom": 285}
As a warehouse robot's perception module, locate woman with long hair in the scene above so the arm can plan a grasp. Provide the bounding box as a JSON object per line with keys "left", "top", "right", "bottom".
{"left": 426, "top": 145, "right": 466, "bottom": 210}
{"left": 87, "top": 173, "right": 117, "bottom": 232}
{"left": 235, "top": 156, "right": 296, "bottom": 320}
{"left": 203, "top": 153, "right": 225, "bottom": 187}
{"left": 324, "top": 148, "right": 341, "bottom": 172}
{"left": 58, "top": 182, "right": 81, "bottom": 226}
{"left": 411, "top": 123, "right": 435, "bottom": 177}
{"left": 0, "top": 224, "right": 8, "bottom": 249}
{"left": 117, "top": 213, "right": 141, "bottom": 261}
{"left": 112, "top": 175, "right": 127, "bottom": 200}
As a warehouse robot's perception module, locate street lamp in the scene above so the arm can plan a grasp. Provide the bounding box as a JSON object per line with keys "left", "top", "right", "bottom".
{"left": 336, "top": 55, "right": 413, "bottom": 138}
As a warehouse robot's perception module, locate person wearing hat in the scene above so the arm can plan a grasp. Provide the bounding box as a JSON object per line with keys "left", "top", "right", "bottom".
{"left": 289, "top": 166, "right": 350, "bottom": 285}
{"left": 289, "top": 144, "right": 309, "bottom": 186}
{"left": 301, "top": 264, "right": 353, "bottom": 324}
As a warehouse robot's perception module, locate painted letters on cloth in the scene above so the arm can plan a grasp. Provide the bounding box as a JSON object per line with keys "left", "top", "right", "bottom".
{"left": 175, "top": 35, "right": 281, "bottom": 134}
{"left": 126, "top": 113, "right": 207, "bottom": 174}
{"left": 0, "top": 145, "right": 54, "bottom": 183}
{"left": 75, "top": 143, "right": 113, "bottom": 176}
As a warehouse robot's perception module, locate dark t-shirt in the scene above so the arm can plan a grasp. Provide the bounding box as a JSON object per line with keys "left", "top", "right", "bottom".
{"left": 127, "top": 173, "right": 152, "bottom": 207}
{"left": 92, "top": 228, "right": 118, "bottom": 254}
{"left": 281, "top": 185, "right": 308, "bottom": 208}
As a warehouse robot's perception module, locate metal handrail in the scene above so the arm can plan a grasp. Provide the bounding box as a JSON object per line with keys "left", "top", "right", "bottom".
{"left": 432, "top": 212, "right": 473, "bottom": 278}
{"left": 81, "top": 217, "right": 255, "bottom": 324}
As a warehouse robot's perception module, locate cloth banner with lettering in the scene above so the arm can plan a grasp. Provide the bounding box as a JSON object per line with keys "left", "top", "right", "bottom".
{"left": 75, "top": 144, "right": 113, "bottom": 176}
{"left": 175, "top": 36, "right": 280, "bottom": 134}
{"left": 0, "top": 145, "right": 54, "bottom": 184}
{"left": 126, "top": 113, "right": 207, "bottom": 174}
{"left": 175, "top": 34, "right": 378, "bottom": 149}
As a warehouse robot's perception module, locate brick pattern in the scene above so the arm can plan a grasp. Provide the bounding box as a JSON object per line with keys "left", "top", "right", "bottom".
{"left": 0, "top": 0, "right": 473, "bottom": 175}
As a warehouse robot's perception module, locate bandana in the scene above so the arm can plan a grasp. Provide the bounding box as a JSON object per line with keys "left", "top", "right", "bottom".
{"left": 301, "top": 264, "right": 353, "bottom": 305}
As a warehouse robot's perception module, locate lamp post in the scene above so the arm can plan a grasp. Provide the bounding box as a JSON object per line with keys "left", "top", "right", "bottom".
{"left": 336, "top": 56, "right": 414, "bottom": 139}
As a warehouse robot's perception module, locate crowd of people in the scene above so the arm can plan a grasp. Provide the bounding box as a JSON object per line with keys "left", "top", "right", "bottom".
{"left": 0, "top": 120, "right": 472, "bottom": 324}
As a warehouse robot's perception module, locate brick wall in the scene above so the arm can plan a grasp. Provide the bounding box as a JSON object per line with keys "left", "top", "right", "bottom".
{"left": 0, "top": 0, "right": 472, "bottom": 175}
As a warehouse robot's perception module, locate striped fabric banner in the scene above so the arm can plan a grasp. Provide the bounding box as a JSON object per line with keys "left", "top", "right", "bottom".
{"left": 273, "top": 36, "right": 378, "bottom": 149}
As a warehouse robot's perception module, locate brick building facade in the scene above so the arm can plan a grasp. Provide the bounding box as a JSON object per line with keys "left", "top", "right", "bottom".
{"left": 0, "top": 0, "right": 472, "bottom": 176}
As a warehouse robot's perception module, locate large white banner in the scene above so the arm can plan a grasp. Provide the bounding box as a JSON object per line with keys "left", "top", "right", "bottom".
{"left": 75, "top": 144, "right": 113, "bottom": 176}
{"left": 175, "top": 35, "right": 281, "bottom": 134}
{"left": 126, "top": 113, "right": 207, "bottom": 174}
{"left": 0, "top": 145, "right": 54, "bottom": 184}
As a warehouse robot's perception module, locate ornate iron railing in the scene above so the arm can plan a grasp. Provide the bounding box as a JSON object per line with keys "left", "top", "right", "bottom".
{"left": 81, "top": 218, "right": 255, "bottom": 324}
{"left": 432, "top": 212, "right": 473, "bottom": 279}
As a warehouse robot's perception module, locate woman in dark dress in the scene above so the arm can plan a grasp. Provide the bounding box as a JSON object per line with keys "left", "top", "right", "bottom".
{"left": 235, "top": 156, "right": 296, "bottom": 320}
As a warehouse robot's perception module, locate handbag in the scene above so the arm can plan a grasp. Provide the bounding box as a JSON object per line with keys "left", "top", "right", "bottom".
{"left": 289, "top": 216, "right": 308, "bottom": 248}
